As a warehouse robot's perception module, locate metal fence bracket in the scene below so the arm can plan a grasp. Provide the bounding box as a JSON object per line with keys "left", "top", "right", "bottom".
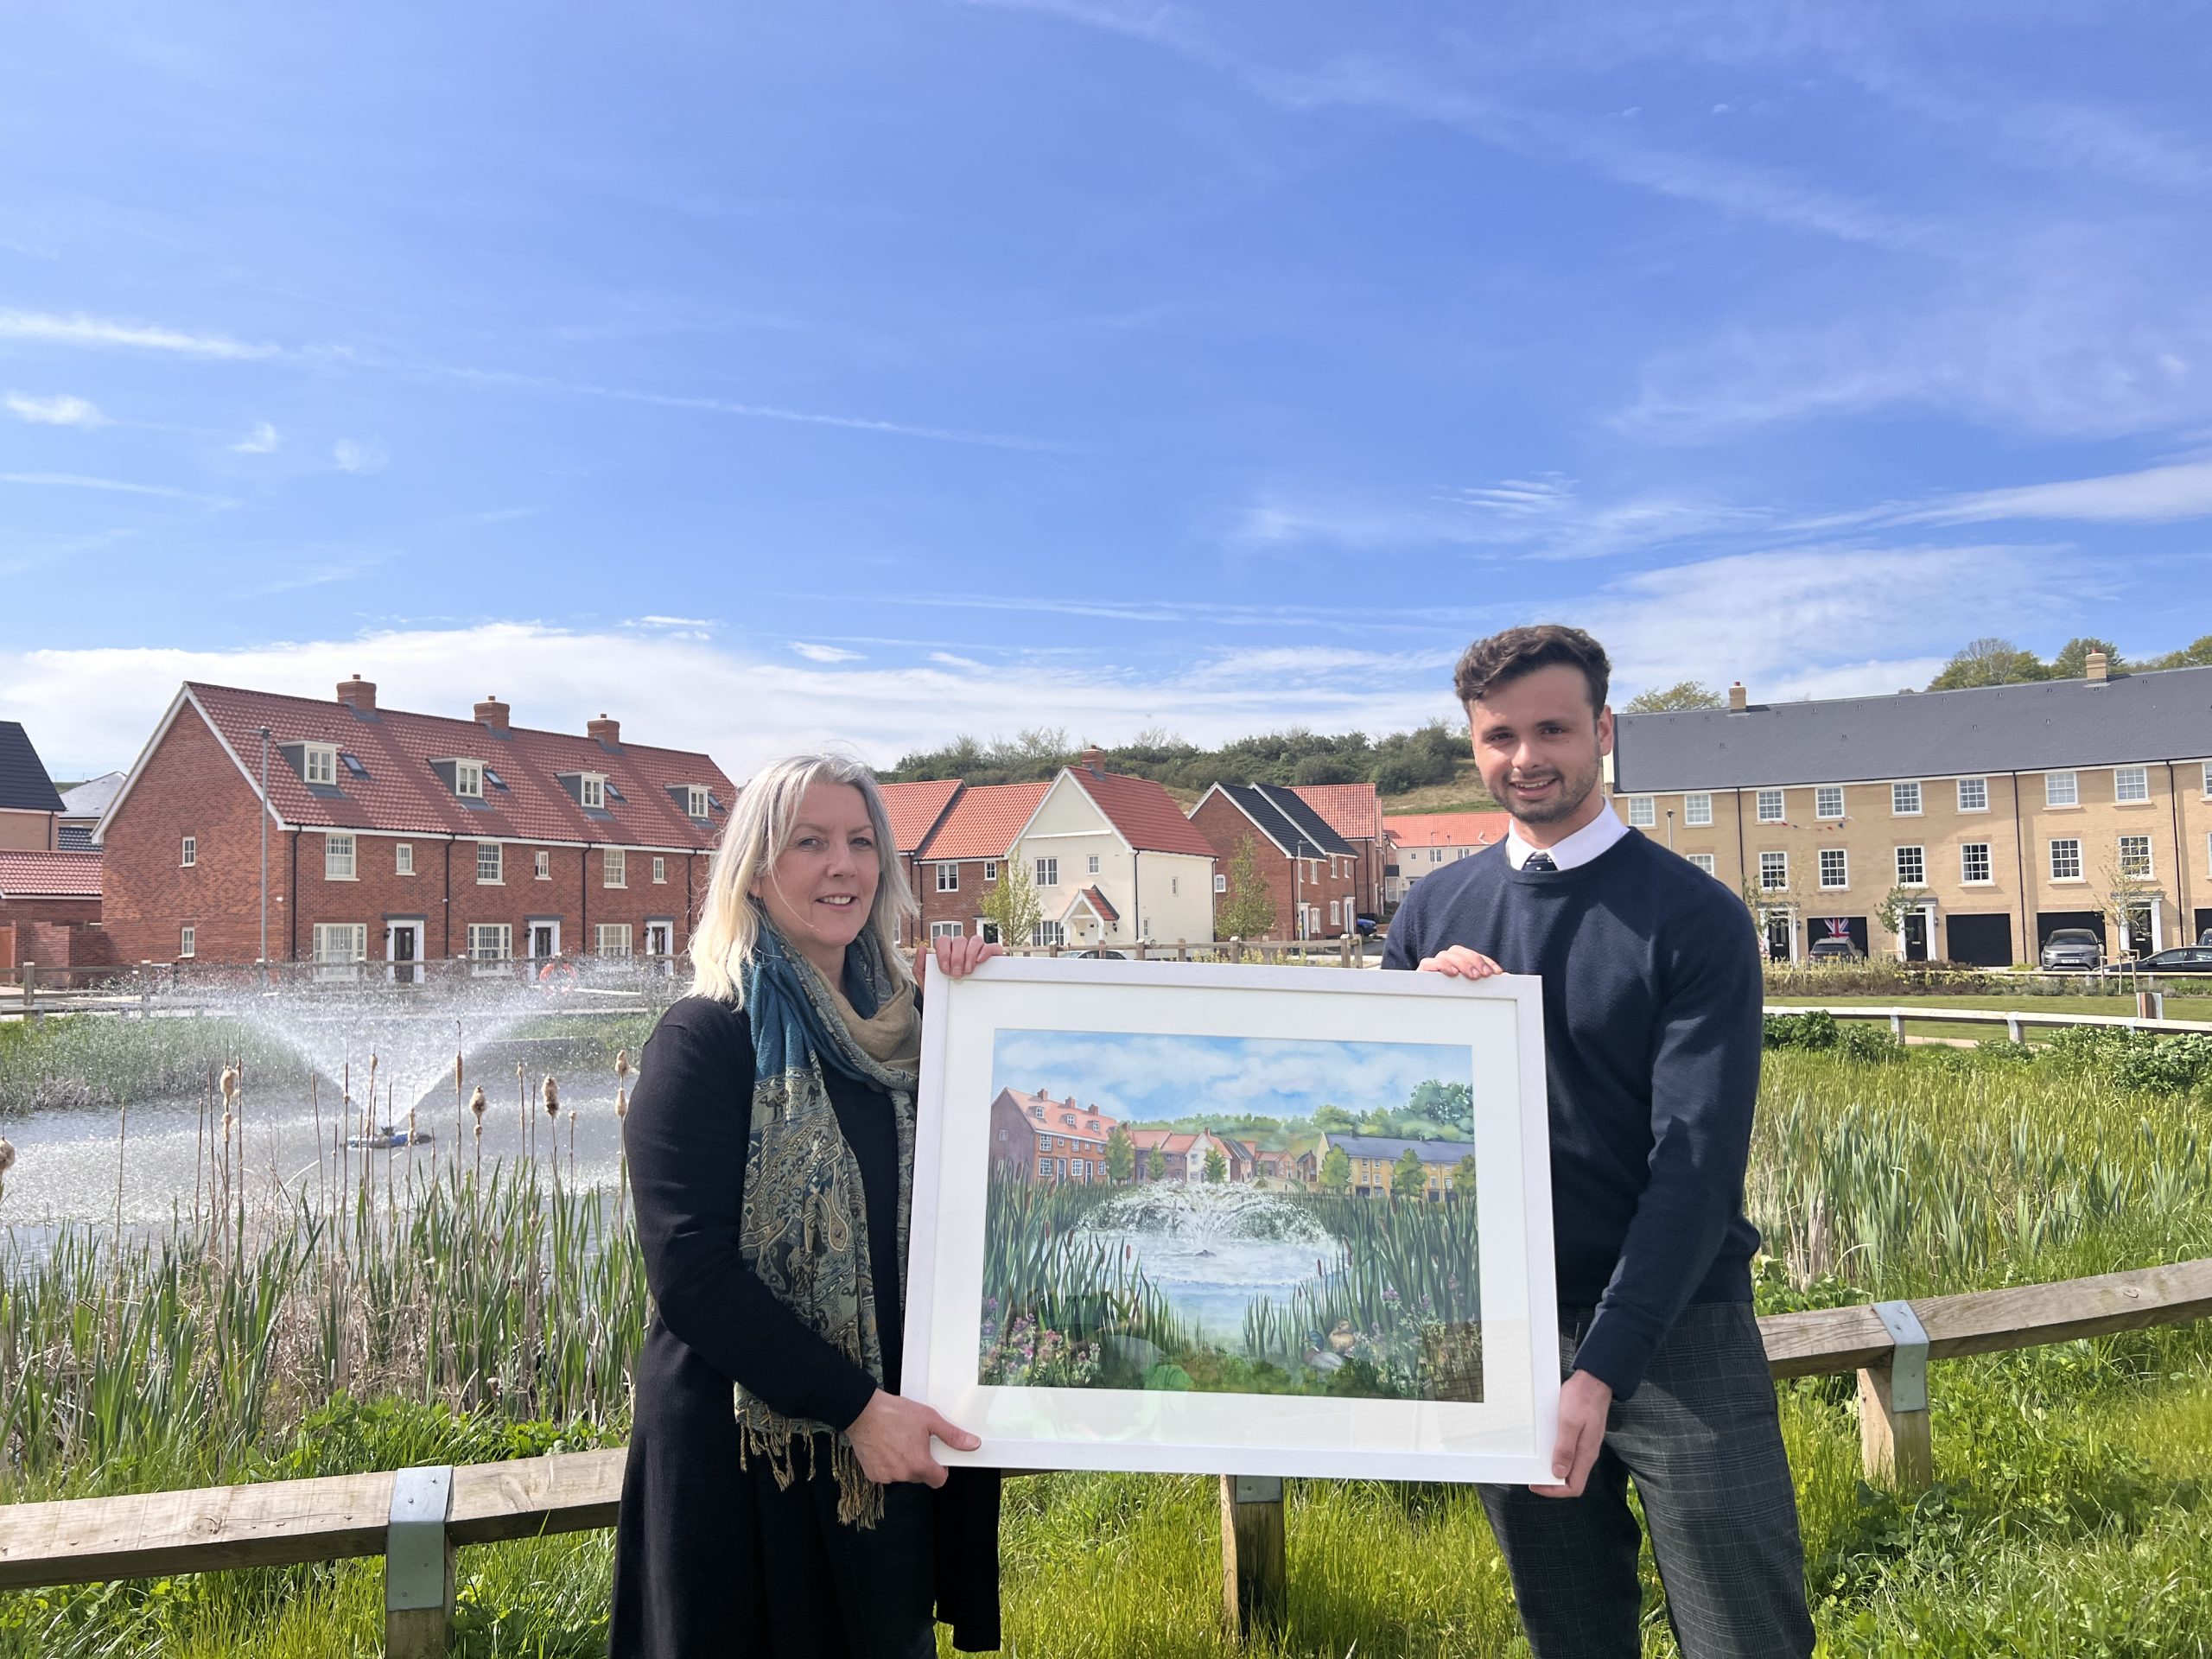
{"left": 385, "top": 1464, "right": 455, "bottom": 1659}
{"left": 1872, "top": 1300, "right": 1930, "bottom": 1413}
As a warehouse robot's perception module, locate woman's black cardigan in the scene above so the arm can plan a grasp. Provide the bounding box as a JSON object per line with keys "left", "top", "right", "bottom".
{"left": 612, "top": 994, "right": 1001, "bottom": 1651}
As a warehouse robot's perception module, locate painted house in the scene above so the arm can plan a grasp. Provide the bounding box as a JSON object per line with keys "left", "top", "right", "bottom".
{"left": 1319, "top": 1133, "right": 1476, "bottom": 1201}
{"left": 95, "top": 677, "right": 734, "bottom": 970}
{"left": 1012, "top": 750, "right": 1217, "bottom": 948}
{"left": 1291, "top": 782, "right": 1389, "bottom": 921}
{"left": 912, "top": 780, "right": 1053, "bottom": 942}
{"left": 1128, "top": 1128, "right": 1250, "bottom": 1183}
{"left": 1188, "top": 782, "right": 1361, "bottom": 939}
{"left": 990, "top": 1086, "right": 1121, "bottom": 1185}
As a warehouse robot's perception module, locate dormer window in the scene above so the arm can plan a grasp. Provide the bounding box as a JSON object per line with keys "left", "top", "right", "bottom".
{"left": 688, "top": 785, "right": 710, "bottom": 820}
{"left": 581, "top": 773, "right": 607, "bottom": 810}
{"left": 455, "top": 760, "right": 484, "bottom": 798}
{"left": 303, "top": 744, "right": 338, "bottom": 786}
{"left": 1030, "top": 1104, "right": 1044, "bottom": 1121}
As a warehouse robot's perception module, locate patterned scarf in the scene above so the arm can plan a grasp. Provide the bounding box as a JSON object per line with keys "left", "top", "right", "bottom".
{"left": 736, "top": 910, "right": 920, "bottom": 1527}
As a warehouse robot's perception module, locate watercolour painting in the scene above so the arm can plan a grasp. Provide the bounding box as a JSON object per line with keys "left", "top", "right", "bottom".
{"left": 906, "top": 958, "right": 1560, "bottom": 1484}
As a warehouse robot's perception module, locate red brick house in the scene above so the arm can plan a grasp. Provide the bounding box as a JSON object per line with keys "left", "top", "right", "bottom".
{"left": 95, "top": 677, "right": 734, "bottom": 970}
{"left": 1187, "top": 782, "right": 1360, "bottom": 939}
{"left": 914, "top": 781, "right": 1052, "bottom": 941}
{"left": 1291, "top": 782, "right": 1389, "bottom": 921}
{"left": 877, "top": 779, "right": 964, "bottom": 944}
{"left": 989, "top": 1086, "right": 1121, "bottom": 1184}
{"left": 0, "top": 850, "right": 112, "bottom": 975}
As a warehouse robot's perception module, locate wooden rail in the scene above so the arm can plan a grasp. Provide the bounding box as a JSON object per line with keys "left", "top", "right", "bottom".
{"left": 1764, "top": 1001, "right": 2212, "bottom": 1040}
{"left": 2, "top": 1261, "right": 2207, "bottom": 1651}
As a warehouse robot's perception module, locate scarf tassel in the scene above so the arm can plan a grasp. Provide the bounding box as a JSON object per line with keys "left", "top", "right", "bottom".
{"left": 738, "top": 1417, "right": 887, "bottom": 1529}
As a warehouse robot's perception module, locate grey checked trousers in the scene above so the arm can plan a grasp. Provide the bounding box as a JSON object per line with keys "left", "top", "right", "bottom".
{"left": 1479, "top": 1302, "right": 1815, "bottom": 1659}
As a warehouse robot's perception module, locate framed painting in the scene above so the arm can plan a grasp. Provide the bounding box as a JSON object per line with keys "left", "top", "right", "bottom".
{"left": 904, "top": 957, "right": 1560, "bottom": 1484}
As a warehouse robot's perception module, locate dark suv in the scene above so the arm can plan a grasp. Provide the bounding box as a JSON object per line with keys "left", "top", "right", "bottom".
{"left": 2039, "top": 927, "right": 2105, "bottom": 971}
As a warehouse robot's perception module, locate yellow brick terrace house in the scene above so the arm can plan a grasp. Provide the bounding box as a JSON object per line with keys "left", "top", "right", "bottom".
{"left": 1608, "top": 653, "right": 2212, "bottom": 967}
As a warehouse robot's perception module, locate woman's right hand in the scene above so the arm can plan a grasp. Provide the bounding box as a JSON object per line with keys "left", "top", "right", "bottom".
{"left": 845, "top": 1389, "right": 981, "bottom": 1487}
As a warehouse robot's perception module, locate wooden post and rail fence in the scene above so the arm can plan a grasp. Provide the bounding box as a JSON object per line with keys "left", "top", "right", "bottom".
{"left": 3, "top": 1259, "right": 2205, "bottom": 1652}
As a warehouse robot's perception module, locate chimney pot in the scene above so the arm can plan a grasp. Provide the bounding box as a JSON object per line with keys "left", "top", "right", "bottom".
{"left": 335, "top": 675, "right": 378, "bottom": 713}
{"left": 1726, "top": 681, "right": 1748, "bottom": 713}
{"left": 588, "top": 714, "right": 622, "bottom": 748}
{"left": 1078, "top": 745, "right": 1105, "bottom": 772}
{"left": 474, "top": 696, "right": 511, "bottom": 732}
{"left": 2087, "top": 650, "right": 2110, "bottom": 683}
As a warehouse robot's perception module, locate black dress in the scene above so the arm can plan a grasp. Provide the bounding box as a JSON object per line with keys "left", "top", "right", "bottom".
{"left": 609, "top": 995, "right": 1001, "bottom": 1657}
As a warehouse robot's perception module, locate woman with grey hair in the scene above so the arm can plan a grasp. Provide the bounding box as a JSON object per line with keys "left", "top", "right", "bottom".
{"left": 609, "top": 754, "right": 1003, "bottom": 1656}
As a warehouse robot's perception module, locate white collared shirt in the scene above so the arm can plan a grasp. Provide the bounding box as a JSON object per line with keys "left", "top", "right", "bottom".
{"left": 1505, "top": 798, "right": 1631, "bottom": 871}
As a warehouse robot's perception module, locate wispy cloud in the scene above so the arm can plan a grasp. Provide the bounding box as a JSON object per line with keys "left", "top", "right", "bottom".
{"left": 331, "top": 438, "right": 388, "bottom": 474}
{"left": 5, "top": 391, "right": 106, "bottom": 428}
{"left": 231, "top": 421, "right": 281, "bottom": 454}
{"left": 791, "top": 642, "right": 865, "bottom": 663}
{"left": 0, "top": 308, "right": 282, "bottom": 360}
{"left": 1, "top": 470, "right": 232, "bottom": 505}
{"left": 1878, "top": 456, "right": 2212, "bottom": 528}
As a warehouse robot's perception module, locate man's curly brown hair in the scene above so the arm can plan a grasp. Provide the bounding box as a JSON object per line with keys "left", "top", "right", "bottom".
{"left": 1452, "top": 624, "right": 1611, "bottom": 715}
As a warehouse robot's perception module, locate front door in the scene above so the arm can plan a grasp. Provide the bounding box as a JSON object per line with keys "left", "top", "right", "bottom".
{"left": 2123, "top": 905, "right": 2155, "bottom": 957}
{"left": 1764, "top": 911, "right": 1793, "bottom": 963}
{"left": 645, "top": 921, "right": 672, "bottom": 963}
{"left": 1903, "top": 910, "right": 1931, "bottom": 963}
{"left": 531, "top": 922, "right": 559, "bottom": 960}
{"left": 387, "top": 922, "right": 421, "bottom": 985}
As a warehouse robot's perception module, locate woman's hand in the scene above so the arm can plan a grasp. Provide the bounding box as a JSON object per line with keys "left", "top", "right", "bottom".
{"left": 1416, "top": 945, "right": 1505, "bottom": 980}
{"left": 916, "top": 934, "right": 1005, "bottom": 988}
{"left": 846, "top": 1389, "right": 981, "bottom": 1487}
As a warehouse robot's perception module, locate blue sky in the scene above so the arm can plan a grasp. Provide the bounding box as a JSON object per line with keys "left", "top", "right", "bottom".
{"left": 4, "top": 3, "right": 2211, "bottom": 776}
{"left": 994, "top": 1028, "right": 1468, "bottom": 1124}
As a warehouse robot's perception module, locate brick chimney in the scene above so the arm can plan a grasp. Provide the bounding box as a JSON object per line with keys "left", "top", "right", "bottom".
{"left": 2087, "top": 650, "right": 2110, "bottom": 683}
{"left": 335, "top": 674, "right": 377, "bottom": 713}
{"left": 474, "top": 695, "right": 511, "bottom": 733}
{"left": 1727, "top": 681, "right": 1748, "bottom": 713}
{"left": 1078, "top": 745, "right": 1105, "bottom": 772}
{"left": 587, "top": 713, "right": 621, "bottom": 748}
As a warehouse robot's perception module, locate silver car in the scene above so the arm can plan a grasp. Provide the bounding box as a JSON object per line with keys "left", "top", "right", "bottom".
{"left": 2039, "top": 927, "right": 2105, "bottom": 971}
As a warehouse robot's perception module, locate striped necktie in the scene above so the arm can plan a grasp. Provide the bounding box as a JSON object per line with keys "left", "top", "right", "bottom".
{"left": 1522, "top": 851, "right": 1558, "bottom": 872}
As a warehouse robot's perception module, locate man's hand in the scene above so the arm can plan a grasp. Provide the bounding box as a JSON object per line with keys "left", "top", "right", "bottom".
{"left": 1416, "top": 945, "right": 1506, "bottom": 980}
{"left": 916, "top": 935, "right": 1005, "bottom": 988}
{"left": 1531, "top": 1370, "right": 1611, "bottom": 1498}
{"left": 845, "top": 1389, "right": 982, "bottom": 1487}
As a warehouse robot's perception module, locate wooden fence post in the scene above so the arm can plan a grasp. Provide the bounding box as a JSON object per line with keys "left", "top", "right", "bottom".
{"left": 1219, "top": 1474, "right": 1286, "bottom": 1642}
{"left": 1177, "top": 938, "right": 1188, "bottom": 962}
{"left": 21, "top": 963, "right": 35, "bottom": 1024}
{"left": 1859, "top": 1302, "right": 1933, "bottom": 1491}
{"left": 385, "top": 1465, "right": 454, "bottom": 1659}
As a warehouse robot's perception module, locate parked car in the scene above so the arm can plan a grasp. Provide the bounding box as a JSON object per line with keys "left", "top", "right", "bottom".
{"left": 2112, "top": 946, "right": 2212, "bottom": 976}
{"left": 2039, "top": 928, "right": 2106, "bottom": 971}
{"left": 1807, "top": 937, "right": 1865, "bottom": 963}
{"left": 1353, "top": 914, "right": 1379, "bottom": 937}
{"left": 1073, "top": 948, "right": 1128, "bottom": 960}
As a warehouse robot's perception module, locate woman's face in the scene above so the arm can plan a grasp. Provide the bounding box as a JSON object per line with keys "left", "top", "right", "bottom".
{"left": 753, "top": 780, "right": 881, "bottom": 978}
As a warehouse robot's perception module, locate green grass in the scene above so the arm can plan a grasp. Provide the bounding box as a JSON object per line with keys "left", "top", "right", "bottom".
{"left": 6, "top": 1042, "right": 2212, "bottom": 1655}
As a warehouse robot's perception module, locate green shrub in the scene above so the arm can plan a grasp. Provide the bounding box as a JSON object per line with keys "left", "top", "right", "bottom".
{"left": 1764, "top": 1008, "right": 1840, "bottom": 1050}
{"left": 1835, "top": 1020, "right": 1904, "bottom": 1063}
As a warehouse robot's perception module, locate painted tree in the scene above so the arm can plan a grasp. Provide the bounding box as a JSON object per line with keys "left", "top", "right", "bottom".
{"left": 1453, "top": 1153, "right": 1478, "bottom": 1200}
{"left": 1319, "top": 1145, "right": 1351, "bottom": 1192}
{"left": 1103, "top": 1123, "right": 1135, "bottom": 1183}
{"left": 979, "top": 854, "right": 1043, "bottom": 949}
{"left": 1390, "top": 1147, "right": 1427, "bottom": 1200}
{"left": 1204, "top": 1146, "right": 1228, "bottom": 1184}
{"left": 1215, "top": 833, "right": 1278, "bottom": 942}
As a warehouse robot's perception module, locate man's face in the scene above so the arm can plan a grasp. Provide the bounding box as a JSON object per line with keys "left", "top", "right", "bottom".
{"left": 1466, "top": 663, "right": 1615, "bottom": 829}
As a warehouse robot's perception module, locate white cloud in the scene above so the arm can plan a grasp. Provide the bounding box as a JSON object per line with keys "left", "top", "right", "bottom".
{"left": 0, "top": 308, "right": 280, "bottom": 360}
{"left": 331, "top": 438, "right": 388, "bottom": 474}
{"left": 1236, "top": 475, "right": 1767, "bottom": 560}
{"left": 930, "top": 651, "right": 985, "bottom": 668}
{"left": 1885, "top": 456, "right": 2212, "bottom": 528}
{"left": 0, "top": 471, "right": 231, "bottom": 505}
{"left": 791, "top": 642, "right": 865, "bottom": 663}
{"left": 232, "top": 422, "right": 281, "bottom": 454}
{"left": 5, "top": 391, "right": 105, "bottom": 428}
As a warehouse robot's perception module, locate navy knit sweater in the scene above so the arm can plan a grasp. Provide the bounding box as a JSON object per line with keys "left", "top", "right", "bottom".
{"left": 1382, "top": 830, "right": 1764, "bottom": 1399}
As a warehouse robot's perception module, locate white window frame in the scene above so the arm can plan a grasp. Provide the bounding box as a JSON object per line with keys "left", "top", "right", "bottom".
{"left": 180, "top": 835, "right": 196, "bottom": 868}
{"left": 1626, "top": 795, "right": 1655, "bottom": 829}
{"left": 982, "top": 861, "right": 998, "bottom": 882}
{"left": 1087, "top": 854, "right": 1101, "bottom": 874}
{"left": 580, "top": 773, "right": 607, "bottom": 810}
{"left": 1815, "top": 785, "right": 1845, "bottom": 821}
{"left": 535, "top": 849, "right": 550, "bottom": 880}
{"left": 1033, "top": 919, "right": 1065, "bottom": 947}
{"left": 1895, "top": 845, "right": 1926, "bottom": 887}
{"left": 1891, "top": 781, "right": 1923, "bottom": 817}
{"left": 477, "top": 842, "right": 502, "bottom": 885}
{"left": 687, "top": 785, "right": 710, "bottom": 820}
{"left": 2202, "top": 763, "right": 2212, "bottom": 800}
{"left": 303, "top": 744, "right": 337, "bottom": 786}
{"left": 1961, "top": 842, "right": 1993, "bottom": 885}
{"left": 1035, "top": 856, "right": 1058, "bottom": 888}
{"left": 1818, "top": 848, "right": 1847, "bottom": 890}
{"left": 1956, "top": 777, "right": 1988, "bottom": 813}
{"left": 2050, "top": 838, "right": 2083, "bottom": 880}
{"left": 2114, "top": 766, "right": 2150, "bottom": 804}
{"left": 1684, "top": 792, "right": 1713, "bottom": 827}
{"left": 652, "top": 855, "right": 666, "bottom": 884}
{"left": 937, "top": 863, "right": 959, "bottom": 893}
{"left": 604, "top": 848, "right": 626, "bottom": 888}
{"left": 314, "top": 922, "right": 367, "bottom": 979}
{"left": 454, "top": 760, "right": 484, "bottom": 799}
{"left": 179, "top": 925, "right": 195, "bottom": 959}
{"left": 2045, "top": 771, "right": 2078, "bottom": 807}
{"left": 1172, "top": 876, "right": 1180, "bottom": 896}
{"left": 930, "top": 920, "right": 966, "bottom": 940}
{"left": 1214, "top": 873, "right": 1228, "bottom": 893}
{"left": 1328, "top": 899, "right": 1341, "bottom": 927}
{"left": 1758, "top": 850, "right": 1789, "bottom": 891}
{"left": 1756, "top": 789, "right": 1785, "bottom": 823}
{"left": 1688, "top": 853, "right": 1717, "bottom": 876}
{"left": 324, "top": 833, "right": 356, "bottom": 881}
{"left": 396, "top": 842, "right": 414, "bottom": 876}
{"left": 467, "top": 922, "right": 513, "bottom": 972}
{"left": 2119, "top": 835, "right": 2153, "bottom": 879}
{"left": 595, "top": 923, "right": 633, "bottom": 957}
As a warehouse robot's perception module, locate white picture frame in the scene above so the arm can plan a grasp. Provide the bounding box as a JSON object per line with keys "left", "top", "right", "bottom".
{"left": 905, "top": 957, "right": 1559, "bottom": 1484}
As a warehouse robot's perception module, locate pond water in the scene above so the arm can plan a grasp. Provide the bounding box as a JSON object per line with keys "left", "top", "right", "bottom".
{"left": 1073, "top": 1184, "right": 1345, "bottom": 1344}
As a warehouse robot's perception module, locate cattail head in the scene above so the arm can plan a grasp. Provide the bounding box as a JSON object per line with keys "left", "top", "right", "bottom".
{"left": 615, "top": 1086, "right": 629, "bottom": 1121}
{"left": 454, "top": 1052, "right": 465, "bottom": 1090}
{"left": 219, "top": 1065, "right": 239, "bottom": 1103}
{"left": 543, "top": 1074, "right": 560, "bottom": 1117}
{"left": 615, "top": 1047, "right": 632, "bottom": 1083}
{"left": 469, "top": 1084, "right": 486, "bottom": 1120}
{"left": 0, "top": 1137, "right": 16, "bottom": 1177}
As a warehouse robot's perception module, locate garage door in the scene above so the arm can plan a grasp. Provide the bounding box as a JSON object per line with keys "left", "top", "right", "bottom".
{"left": 1946, "top": 912, "right": 2013, "bottom": 967}
{"left": 2036, "top": 911, "right": 2107, "bottom": 950}
{"left": 1808, "top": 915, "right": 1869, "bottom": 955}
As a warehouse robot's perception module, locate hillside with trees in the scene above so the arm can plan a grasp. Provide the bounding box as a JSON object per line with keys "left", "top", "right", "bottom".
{"left": 885, "top": 721, "right": 1473, "bottom": 797}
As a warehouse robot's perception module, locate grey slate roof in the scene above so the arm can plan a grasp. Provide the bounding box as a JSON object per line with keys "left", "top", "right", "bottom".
{"left": 1218, "top": 783, "right": 1357, "bottom": 859}
{"left": 1322, "top": 1133, "right": 1472, "bottom": 1164}
{"left": 1612, "top": 667, "right": 2212, "bottom": 792}
{"left": 0, "top": 722, "right": 64, "bottom": 814}
{"left": 58, "top": 771, "right": 124, "bottom": 819}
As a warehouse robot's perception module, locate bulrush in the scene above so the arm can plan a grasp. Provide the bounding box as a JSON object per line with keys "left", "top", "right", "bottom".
{"left": 469, "top": 1084, "right": 487, "bottom": 1136}
{"left": 543, "top": 1074, "right": 561, "bottom": 1121}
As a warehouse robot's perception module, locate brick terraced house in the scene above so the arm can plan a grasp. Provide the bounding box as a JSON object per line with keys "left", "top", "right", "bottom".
{"left": 989, "top": 1086, "right": 1122, "bottom": 1184}
{"left": 876, "top": 779, "right": 964, "bottom": 944}
{"left": 912, "top": 781, "right": 1052, "bottom": 943}
{"left": 1290, "top": 782, "right": 1389, "bottom": 921}
{"left": 1187, "top": 782, "right": 1361, "bottom": 939}
{"left": 0, "top": 849, "right": 111, "bottom": 975}
{"left": 95, "top": 677, "right": 735, "bottom": 970}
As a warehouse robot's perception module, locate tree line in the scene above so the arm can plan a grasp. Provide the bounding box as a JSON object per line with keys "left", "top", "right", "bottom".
{"left": 884, "top": 722, "right": 1469, "bottom": 795}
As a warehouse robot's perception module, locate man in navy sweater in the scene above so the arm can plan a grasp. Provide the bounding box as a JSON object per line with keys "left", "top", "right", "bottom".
{"left": 1383, "top": 625, "right": 1813, "bottom": 1658}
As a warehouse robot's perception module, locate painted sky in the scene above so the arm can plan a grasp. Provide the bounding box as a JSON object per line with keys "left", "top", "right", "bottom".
{"left": 994, "top": 1028, "right": 1469, "bottom": 1125}
{"left": 6, "top": 4, "right": 2212, "bottom": 776}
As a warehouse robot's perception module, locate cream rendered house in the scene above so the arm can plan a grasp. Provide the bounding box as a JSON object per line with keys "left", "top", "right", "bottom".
{"left": 1010, "top": 749, "right": 1217, "bottom": 947}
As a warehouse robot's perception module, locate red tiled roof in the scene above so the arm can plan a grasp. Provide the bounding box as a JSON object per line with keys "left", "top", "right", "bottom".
{"left": 1291, "top": 783, "right": 1386, "bottom": 843}
{"left": 1001, "top": 1088, "right": 1118, "bottom": 1147}
{"left": 1066, "top": 766, "right": 1215, "bottom": 857}
{"left": 0, "top": 849, "right": 102, "bottom": 899}
{"left": 918, "top": 781, "right": 1051, "bottom": 861}
{"left": 1071, "top": 885, "right": 1120, "bottom": 923}
{"left": 174, "top": 683, "right": 734, "bottom": 849}
{"left": 1385, "top": 811, "right": 1512, "bottom": 850}
{"left": 877, "top": 779, "right": 963, "bottom": 855}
